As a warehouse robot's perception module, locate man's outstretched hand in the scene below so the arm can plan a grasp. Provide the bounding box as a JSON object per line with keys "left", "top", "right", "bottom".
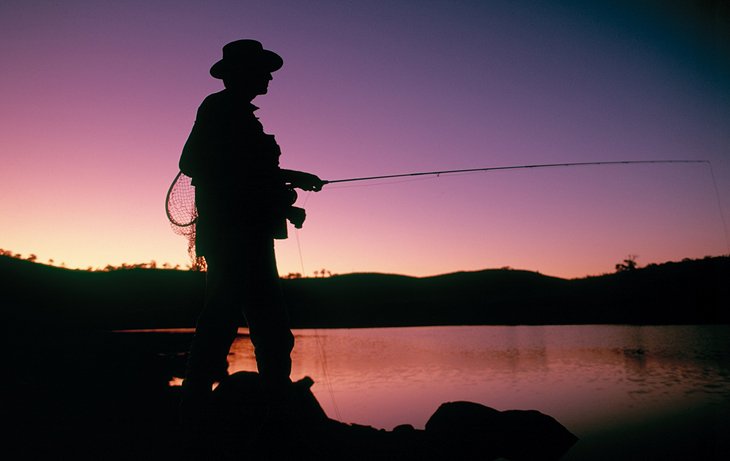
{"left": 283, "top": 170, "right": 325, "bottom": 192}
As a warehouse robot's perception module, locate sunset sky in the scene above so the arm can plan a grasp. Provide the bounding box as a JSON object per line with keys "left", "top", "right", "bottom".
{"left": 2, "top": 0, "right": 728, "bottom": 278}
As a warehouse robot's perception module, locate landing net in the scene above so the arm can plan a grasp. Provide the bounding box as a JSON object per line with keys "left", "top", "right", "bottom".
{"left": 165, "top": 171, "right": 205, "bottom": 269}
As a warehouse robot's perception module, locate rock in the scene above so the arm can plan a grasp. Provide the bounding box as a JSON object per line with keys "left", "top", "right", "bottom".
{"left": 203, "top": 372, "right": 577, "bottom": 460}
{"left": 426, "top": 401, "right": 578, "bottom": 460}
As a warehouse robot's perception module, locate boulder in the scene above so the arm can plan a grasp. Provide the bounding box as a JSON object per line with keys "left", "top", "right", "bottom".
{"left": 202, "top": 372, "right": 577, "bottom": 460}
{"left": 426, "top": 401, "right": 578, "bottom": 460}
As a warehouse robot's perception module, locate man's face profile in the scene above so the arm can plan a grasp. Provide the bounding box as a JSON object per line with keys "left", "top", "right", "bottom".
{"left": 224, "top": 68, "right": 273, "bottom": 96}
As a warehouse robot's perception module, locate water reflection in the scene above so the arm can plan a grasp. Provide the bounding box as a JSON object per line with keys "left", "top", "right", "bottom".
{"left": 224, "top": 325, "right": 730, "bottom": 434}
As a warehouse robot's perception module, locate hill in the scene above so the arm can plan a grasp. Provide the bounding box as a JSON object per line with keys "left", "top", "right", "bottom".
{"left": 1, "top": 255, "right": 728, "bottom": 330}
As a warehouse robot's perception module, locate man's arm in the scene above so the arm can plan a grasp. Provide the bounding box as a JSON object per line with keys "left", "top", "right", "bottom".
{"left": 179, "top": 121, "right": 205, "bottom": 178}
{"left": 179, "top": 95, "right": 225, "bottom": 182}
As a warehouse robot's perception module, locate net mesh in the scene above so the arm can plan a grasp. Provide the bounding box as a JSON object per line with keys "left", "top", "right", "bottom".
{"left": 165, "top": 171, "right": 206, "bottom": 270}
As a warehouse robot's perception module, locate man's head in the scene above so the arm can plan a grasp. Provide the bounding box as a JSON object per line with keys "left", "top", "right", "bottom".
{"left": 210, "top": 39, "right": 282, "bottom": 96}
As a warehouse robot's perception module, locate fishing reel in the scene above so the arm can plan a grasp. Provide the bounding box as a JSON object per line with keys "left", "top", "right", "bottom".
{"left": 282, "top": 187, "right": 305, "bottom": 228}
{"left": 287, "top": 206, "right": 306, "bottom": 229}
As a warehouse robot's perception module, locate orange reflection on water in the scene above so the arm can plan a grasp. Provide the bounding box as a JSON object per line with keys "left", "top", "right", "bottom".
{"left": 224, "top": 325, "right": 730, "bottom": 434}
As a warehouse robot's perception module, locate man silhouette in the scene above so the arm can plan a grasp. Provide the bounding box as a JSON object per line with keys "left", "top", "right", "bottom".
{"left": 178, "top": 39, "right": 323, "bottom": 427}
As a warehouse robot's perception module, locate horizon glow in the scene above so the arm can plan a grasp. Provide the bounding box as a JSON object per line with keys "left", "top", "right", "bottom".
{"left": 1, "top": 0, "right": 729, "bottom": 279}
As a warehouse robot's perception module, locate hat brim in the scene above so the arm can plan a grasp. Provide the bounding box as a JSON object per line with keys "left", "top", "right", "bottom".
{"left": 210, "top": 49, "right": 283, "bottom": 79}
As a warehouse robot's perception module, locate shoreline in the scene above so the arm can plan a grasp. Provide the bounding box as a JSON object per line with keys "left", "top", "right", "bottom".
{"left": 8, "top": 325, "right": 730, "bottom": 459}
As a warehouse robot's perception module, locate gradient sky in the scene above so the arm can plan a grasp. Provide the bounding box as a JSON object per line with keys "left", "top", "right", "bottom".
{"left": 1, "top": 0, "right": 729, "bottom": 278}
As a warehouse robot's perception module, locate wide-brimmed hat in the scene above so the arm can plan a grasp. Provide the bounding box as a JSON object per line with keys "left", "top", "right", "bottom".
{"left": 209, "top": 39, "right": 283, "bottom": 79}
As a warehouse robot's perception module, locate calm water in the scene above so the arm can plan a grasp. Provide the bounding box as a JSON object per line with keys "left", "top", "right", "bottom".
{"left": 194, "top": 325, "right": 729, "bottom": 458}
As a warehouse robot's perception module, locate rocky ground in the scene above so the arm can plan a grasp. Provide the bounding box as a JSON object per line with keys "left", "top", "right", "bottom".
{"left": 7, "top": 329, "right": 577, "bottom": 460}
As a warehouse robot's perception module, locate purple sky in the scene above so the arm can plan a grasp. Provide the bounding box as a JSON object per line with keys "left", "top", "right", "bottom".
{"left": 1, "top": 0, "right": 728, "bottom": 278}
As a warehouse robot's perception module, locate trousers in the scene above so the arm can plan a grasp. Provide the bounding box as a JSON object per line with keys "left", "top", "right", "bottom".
{"left": 183, "top": 234, "right": 295, "bottom": 399}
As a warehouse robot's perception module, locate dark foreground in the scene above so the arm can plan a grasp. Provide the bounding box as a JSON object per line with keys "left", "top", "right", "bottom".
{"left": 8, "top": 329, "right": 578, "bottom": 460}
{"left": 190, "top": 372, "right": 577, "bottom": 460}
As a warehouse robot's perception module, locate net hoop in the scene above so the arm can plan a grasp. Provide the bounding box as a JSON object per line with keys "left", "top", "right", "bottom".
{"left": 165, "top": 171, "right": 197, "bottom": 227}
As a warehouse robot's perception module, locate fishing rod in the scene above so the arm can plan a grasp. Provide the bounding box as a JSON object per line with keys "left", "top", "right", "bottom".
{"left": 322, "top": 159, "right": 710, "bottom": 185}
{"left": 318, "top": 158, "right": 729, "bottom": 253}
{"left": 168, "top": 159, "right": 724, "bottom": 243}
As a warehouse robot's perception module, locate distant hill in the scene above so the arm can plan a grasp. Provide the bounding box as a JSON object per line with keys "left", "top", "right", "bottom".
{"left": 1, "top": 255, "right": 728, "bottom": 330}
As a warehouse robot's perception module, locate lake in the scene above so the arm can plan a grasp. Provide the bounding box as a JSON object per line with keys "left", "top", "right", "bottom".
{"left": 213, "top": 324, "right": 730, "bottom": 459}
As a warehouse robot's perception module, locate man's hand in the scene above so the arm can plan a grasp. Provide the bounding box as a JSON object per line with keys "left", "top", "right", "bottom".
{"left": 282, "top": 170, "right": 325, "bottom": 192}
{"left": 297, "top": 172, "right": 324, "bottom": 191}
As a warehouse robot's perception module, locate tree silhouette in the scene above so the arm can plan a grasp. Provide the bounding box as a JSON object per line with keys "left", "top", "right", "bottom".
{"left": 615, "top": 254, "right": 639, "bottom": 272}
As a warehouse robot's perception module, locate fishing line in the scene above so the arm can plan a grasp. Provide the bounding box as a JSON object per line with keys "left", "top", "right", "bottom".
{"left": 293, "top": 228, "right": 307, "bottom": 280}
{"left": 293, "top": 219, "right": 342, "bottom": 420}
{"left": 313, "top": 329, "right": 341, "bottom": 420}
{"left": 706, "top": 161, "right": 730, "bottom": 254}
{"left": 295, "top": 157, "right": 726, "bottom": 422}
